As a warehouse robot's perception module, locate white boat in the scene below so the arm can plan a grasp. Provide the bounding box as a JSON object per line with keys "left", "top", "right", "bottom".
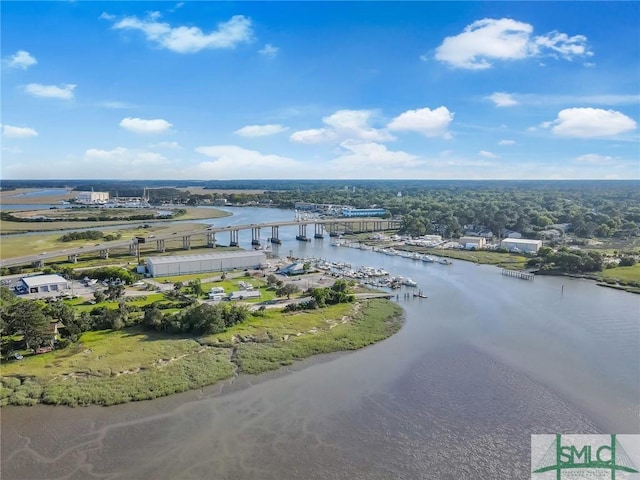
{"left": 422, "top": 255, "right": 435, "bottom": 263}
{"left": 438, "top": 258, "right": 453, "bottom": 265}
{"left": 402, "top": 278, "right": 418, "bottom": 287}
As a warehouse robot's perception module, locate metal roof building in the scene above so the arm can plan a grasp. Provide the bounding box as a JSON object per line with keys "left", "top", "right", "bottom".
{"left": 500, "top": 238, "right": 543, "bottom": 253}
{"left": 146, "top": 251, "right": 267, "bottom": 277}
{"left": 21, "top": 274, "right": 69, "bottom": 294}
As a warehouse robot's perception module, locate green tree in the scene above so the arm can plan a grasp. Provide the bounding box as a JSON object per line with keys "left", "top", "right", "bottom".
{"left": 277, "top": 283, "right": 300, "bottom": 299}
{"left": 189, "top": 279, "right": 203, "bottom": 297}
{"left": 106, "top": 283, "right": 125, "bottom": 301}
{"left": 93, "top": 290, "right": 106, "bottom": 303}
{"left": 7, "top": 300, "right": 52, "bottom": 350}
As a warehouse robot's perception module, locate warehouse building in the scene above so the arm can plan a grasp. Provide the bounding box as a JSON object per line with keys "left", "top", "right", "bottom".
{"left": 146, "top": 251, "right": 267, "bottom": 277}
{"left": 20, "top": 274, "right": 69, "bottom": 294}
{"left": 500, "top": 238, "right": 543, "bottom": 254}
{"left": 458, "top": 236, "right": 486, "bottom": 249}
{"left": 76, "top": 191, "right": 109, "bottom": 204}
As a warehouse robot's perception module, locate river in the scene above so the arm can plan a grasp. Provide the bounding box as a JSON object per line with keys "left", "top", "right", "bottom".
{"left": 1, "top": 207, "right": 638, "bottom": 480}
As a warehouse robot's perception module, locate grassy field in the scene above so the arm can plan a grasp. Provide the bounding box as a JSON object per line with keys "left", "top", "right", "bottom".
{"left": 0, "top": 299, "right": 402, "bottom": 406}
{"left": 598, "top": 264, "right": 640, "bottom": 283}
{"left": 0, "top": 206, "right": 230, "bottom": 234}
{"left": 408, "top": 247, "right": 528, "bottom": 269}
{"left": 0, "top": 221, "right": 221, "bottom": 259}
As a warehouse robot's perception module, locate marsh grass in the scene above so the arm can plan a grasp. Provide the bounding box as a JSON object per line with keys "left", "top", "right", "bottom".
{"left": 0, "top": 300, "right": 402, "bottom": 406}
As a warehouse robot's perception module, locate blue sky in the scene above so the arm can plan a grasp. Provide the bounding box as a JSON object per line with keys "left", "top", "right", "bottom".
{"left": 2, "top": 1, "right": 639, "bottom": 180}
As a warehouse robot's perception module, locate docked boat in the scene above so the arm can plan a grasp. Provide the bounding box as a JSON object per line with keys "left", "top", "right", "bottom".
{"left": 402, "top": 278, "right": 418, "bottom": 287}
{"left": 422, "top": 255, "right": 435, "bottom": 263}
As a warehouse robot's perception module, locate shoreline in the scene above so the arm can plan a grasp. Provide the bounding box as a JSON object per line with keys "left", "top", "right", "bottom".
{"left": 0, "top": 299, "right": 404, "bottom": 408}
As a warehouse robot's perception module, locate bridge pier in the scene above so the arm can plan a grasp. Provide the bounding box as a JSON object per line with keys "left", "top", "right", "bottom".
{"left": 230, "top": 230, "right": 239, "bottom": 247}
{"left": 67, "top": 254, "right": 78, "bottom": 263}
{"left": 129, "top": 243, "right": 137, "bottom": 256}
{"left": 33, "top": 260, "right": 44, "bottom": 269}
{"left": 296, "top": 224, "right": 310, "bottom": 242}
{"left": 182, "top": 236, "right": 191, "bottom": 250}
{"left": 251, "top": 227, "right": 261, "bottom": 246}
{"left": 270, "top": 226, "right": 281, "bottom": 244}
{"left": 99, "top": 249, "right": 109, "bottom": 259}
{"left": 328, "top": 223, "right": 339, "bottom": 237}
{"left": 314, "top": 223, "right": 324, "bottom": 239}
{"left": 156, "top": 239, "right": 165, "bottom": 252}
{"left": 207, "top": 233, "right": 216, "bottom": 248}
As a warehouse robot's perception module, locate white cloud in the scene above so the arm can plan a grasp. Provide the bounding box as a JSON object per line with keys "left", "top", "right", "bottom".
{"left": 387, "top": 106, "right": 453, "bottom": 138}
{"left": 574, "top": 153, "right": 617, "bottom": 165}
{"left": 487, "top": 92, "right": 519, "bottom": 107}
{"left": 150, "top": 141, "right": 181, "bottom": 149}
{"left": 5, "top": 50, "right": 37, "bottom": 69}
{"left": 84, "top": 148, "right": 169, "bottom": 168}
{"left": 2, "top": 124, "right": 38, "bottom": 139}
{"left": 548, "top": 108, "right": 637, "bottom": 138}
{"left": 99, "top": 101, "right": 136, "bottom": 109}
{"left": 324, "top": 110, "right": 395, "bottom": 142}
{"left": 492, "top": 93, "right": 639, "bottom": 107}
{"left": 329, "top": 141, "right": 421, "bottom": 175}
{"left": 498, "top": 139, "right": 516, "bottom": 146}
{"left": 120, "top": 117, "right": 172, "bottom": 134}
{"left": 290, "top": 128, "right": 338, "bottom": 144}
{"left": 99, "top": 12, "right": 115, "bottom": 21}
{"left": 234, "top": 124, "right": 288, "bottom": 137}
{"left": 111, "top": 14, "right": 253, "bottom": 53}
{"left": 479, "top": 150, "right": 498, "bottom": 158}
{"left": 434, "top": 18, "right": 591, "bottom": 69}
{"left": 194, "top": 145, "right": 308, "bottom": 179}
{"left": 290, "top": 109, "right": 393, "bottom": 144}
{"left": 24, "top": 83, "right": 76, "bottom": 100}
{"left": 258, "top": 44, "right": 279, "bottom": 58}
{"left": 533, "top": 31, "right": 592, "bottom": 60}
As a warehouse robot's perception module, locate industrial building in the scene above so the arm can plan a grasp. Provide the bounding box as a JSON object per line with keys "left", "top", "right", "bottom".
{"left": 76, "top": 191, "right": 109, "bottom": 204}
{"left": 459, "top": 236, "right": 486, "bottom": 249}
{"left": 500, "top": 238, "right": 543, "bottom": 254}
{"left": 20, "top": 274, "right": 69, "bottom": 294}
{"left": 146, "top": 251, "right": 267, "bottom": 277}
{"left": 341, "top": 208, "right": 387, "bottom": 217}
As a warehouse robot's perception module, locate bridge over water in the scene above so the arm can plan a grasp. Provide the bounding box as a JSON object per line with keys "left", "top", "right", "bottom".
{"left": 0, "top": 217, "right": 400, "bottom": 268}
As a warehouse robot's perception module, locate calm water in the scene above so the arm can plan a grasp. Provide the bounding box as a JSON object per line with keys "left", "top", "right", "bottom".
{"left": 2, "top": 207, "right": 638, "bottom": 480}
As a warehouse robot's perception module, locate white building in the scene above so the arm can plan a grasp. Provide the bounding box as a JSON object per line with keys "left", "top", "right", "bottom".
{"left": 459, "top": 236, "right": 486, "bottom": 249}
{"left": 146, "top": 251, "right": 267, "bottom": 277}
{"left": 76, "top": 191, "right": 109, "bottom": 204}
{"left": 500, "top": 238, "right": 543, "bottom": 254}
{"left": 21, "top": 274, "right": 69, "bottom": 294}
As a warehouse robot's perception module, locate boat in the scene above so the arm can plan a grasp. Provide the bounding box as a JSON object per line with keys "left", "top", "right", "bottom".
{"left": 438, "top": 258, "right": 453, "bottom": 265}
{"left": 402, "top": 278, "right": 418, "bottom": 287}
{"left": 413, "top": 290, "right": 428, "bottom": 298}
{"left": 422, "top": 255, "right": 435, "bottom": 263}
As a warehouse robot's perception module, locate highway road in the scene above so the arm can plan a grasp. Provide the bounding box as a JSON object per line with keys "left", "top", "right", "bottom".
{"left": 0, "top": 218, "right": 400, "bottom": 268}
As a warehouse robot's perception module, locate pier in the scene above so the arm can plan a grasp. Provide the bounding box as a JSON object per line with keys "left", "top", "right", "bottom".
{"left": 502, "top": 269, "right": 534, "bottom": 281}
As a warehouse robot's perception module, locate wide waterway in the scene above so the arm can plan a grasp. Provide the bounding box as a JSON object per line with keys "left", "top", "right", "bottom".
{"left": 2, "top": 207, "right": 639, "bottom": 480}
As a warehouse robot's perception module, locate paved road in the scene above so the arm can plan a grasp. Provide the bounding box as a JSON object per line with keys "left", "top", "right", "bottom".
{"left": 0, "top": 218, "right": 399, "bottom": 268}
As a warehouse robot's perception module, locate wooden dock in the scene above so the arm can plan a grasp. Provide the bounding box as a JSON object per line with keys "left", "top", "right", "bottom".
{"left": 501, "top": 269, "right": 534, "bottom": 281}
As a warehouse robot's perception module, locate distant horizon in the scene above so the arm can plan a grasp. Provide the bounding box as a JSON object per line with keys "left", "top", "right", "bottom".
{"left": 2, "top": 2, "right": 638, "bottom": 180}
